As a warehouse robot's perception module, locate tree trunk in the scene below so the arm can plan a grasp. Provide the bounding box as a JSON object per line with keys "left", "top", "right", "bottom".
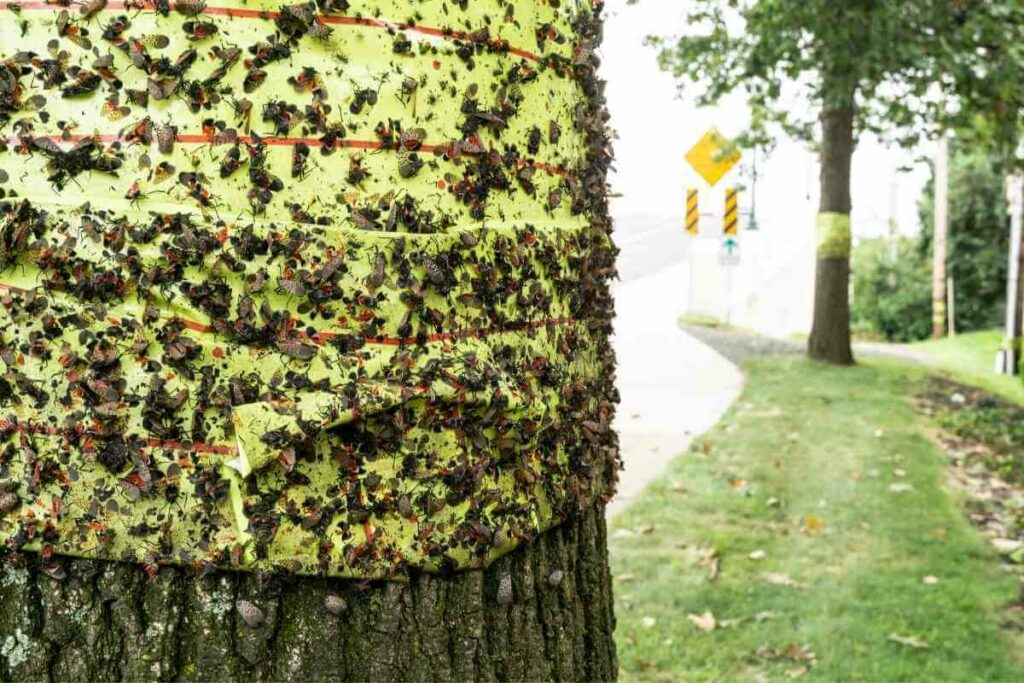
{"left": 0, "top": 1, "right": 620, "bottom": 680}
{"left": 808, "top": 104, "right": 856, "bottom": 365}
{"left": 0, "top": 505, "right": 616, "bottom": 682}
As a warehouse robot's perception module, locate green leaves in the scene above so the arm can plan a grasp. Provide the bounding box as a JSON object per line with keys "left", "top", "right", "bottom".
{"left": 646, "top": 0, "right": 1024, "bottom": 152}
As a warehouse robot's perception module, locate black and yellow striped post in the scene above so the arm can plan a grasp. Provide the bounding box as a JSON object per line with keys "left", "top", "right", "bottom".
{"left": 686, "top": 189, "right": 700, "bottom": 235}
{"left": 724, "top": 187, "right": 740, "bottom": 236}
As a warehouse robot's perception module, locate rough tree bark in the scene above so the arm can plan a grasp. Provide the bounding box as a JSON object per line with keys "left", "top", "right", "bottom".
{"left": 0, "top": 505, "right": 616, "bottom": 682}
{"left": 808, "top": 103, "right": 856, "bottom": 365}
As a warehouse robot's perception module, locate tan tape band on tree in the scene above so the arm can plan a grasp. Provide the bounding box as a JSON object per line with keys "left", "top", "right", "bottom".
{"left": 816, "top": 212, "right": 852, "bottom": 259}
{"left": 0, "top": 0, "right": 619, "bottom": 579}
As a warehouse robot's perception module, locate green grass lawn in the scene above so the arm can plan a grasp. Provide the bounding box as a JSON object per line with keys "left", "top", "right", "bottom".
{"left": 911, "top": 330, "right": 1024, "bottom": 405}
{"left": 611, "top": 357, "right": 1024, "bottom": 682}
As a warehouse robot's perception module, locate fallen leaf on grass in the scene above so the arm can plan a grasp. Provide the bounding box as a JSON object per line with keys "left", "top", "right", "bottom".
{"left": 762, "top": 572, "right": 805, "bottom": 589}
{"left": 923, "top": 575, "right": 939, "bottom": 585}
{"left": 749, "top": 550, "right": 767, "bottom": 560}
{"left": 755, "top": 611, "right": 779, "bottom": 622}
{"left": 787, "top": 667, "right": 808, "bottom": 679}
{"left": 766, "top": 497, "right": 781, "bottom": 507}
{"left": 729, "top": 478, "right": 749, "bottom": 492}
{"left": 894, "top": 468, "right": 907, "bottom": 478}
{"left": 889, "top": 483, "right": 915, "bottom": 493}
{"left": 614, "top": 573, "right": 636, "bottom": 583}
{"left": 641, "top": 616, "right": 656, "bottom": 629}
{"left": 747, "top": 406, "right": 783, "bottom": 418}
{"left": 687, "top": 611, "right": 717, "bottom": 632}
{"left": 888, "top": 633, "right": 929, "bottom": 649}
{"left": 755, "top": 643, "right": 817, "bottom": 663}
{"left": 992, "top": 538, "right": 1023, "bottom": 554}
{"left": 707, "top": 556, "right": 721, "bottom": 581}
{"left": 802, "top": 515, "right": 825, "bottom": 535}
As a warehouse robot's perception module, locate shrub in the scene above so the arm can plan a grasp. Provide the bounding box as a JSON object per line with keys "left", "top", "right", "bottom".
{"left": 851, "top": 237, "right": 933, "bottom": 342}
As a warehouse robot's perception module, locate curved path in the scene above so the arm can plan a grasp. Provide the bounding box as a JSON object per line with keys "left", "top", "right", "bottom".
{"left": 608, "top": 263, "right": 745, "bottom": 517}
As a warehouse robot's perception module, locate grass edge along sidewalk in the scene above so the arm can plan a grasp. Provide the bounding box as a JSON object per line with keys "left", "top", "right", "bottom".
{"left": 611, "top": 356, "right": 1024, "bottom": 682}
{"left": 910, "top": 330, "right": 1024, "bottom": 406}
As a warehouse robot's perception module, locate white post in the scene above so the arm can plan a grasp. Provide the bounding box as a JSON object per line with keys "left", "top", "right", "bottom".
{"left": 947, "top": 276, "right": 956, "bottom": 338}
{"left": 999, "top": 174, "right": 1024, "bottom": 375}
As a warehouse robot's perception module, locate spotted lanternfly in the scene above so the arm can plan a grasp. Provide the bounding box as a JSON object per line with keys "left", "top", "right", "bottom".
{"left": 124, "top": 117, "right": 153, "bottom": 145}
{"left": 0, "top": 492, "right": 19, "bottom": 514}
{"left": 101, "top": 15, "right": 130, "bottom": 43}
{"left": 56, "top": 11, "right": 93, "bottom": 50}
{"left": 125, "top": 181, "right": 146, "bottom": 208}
{"left": 174, "top": 0, "right": 207, "bottom": 17}
{"left": 62, "top": 70, "right": 101, "bottom": 98}
{"left": 399, "top": 127, "right": 427, "bottom": 152}
{"left": 148, "top": 76, "right": 180, "bottom": 101}
{"left": 393, "top": 33, "right": 413, "bottom": 54}
{"left": 236, "top": 600, "right": 264, "bottom": 627}
{"left": 528, "top": 126, "right": 542, "bottom": 155}
{"left": 291, "top": 142, "right": 310, "bottom": 179}
{"left": 152, "top": 161, "right": 175, "bottom": 184}
{"left": 549, "top": 120, "right": 562, "bottom": 145}
{"left": 219, "top": 146, "right": 242, "bottom": 178}
{"left": 101, "top": 96, "right": 130, "bottom": 122}
{"left": 341, "top": 159, "right": 368, "bottom": 190}
{"left": 397, "top": 151, "right": 423, "bottom": 179}
{"left": 125, "top": 89, "right": 149, "bottom": 107}
{"left": 156, "top": 123, "right": 176, "bottom": 154}
{"left": 182, "top": 20, "right": 217, "bottom": 40}
{"left": 243, "top": 69, "right": 267, "bottom": 94}
{"left": 497, "top": 573, "right": 513, "bottom": 605}
{"left": 79, "top": 0, "right": 107, "bottom": 19}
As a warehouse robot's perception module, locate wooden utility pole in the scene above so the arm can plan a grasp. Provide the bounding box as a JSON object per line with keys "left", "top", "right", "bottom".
{"left": 932, "top": 136, "right": 950, "bottom": 339}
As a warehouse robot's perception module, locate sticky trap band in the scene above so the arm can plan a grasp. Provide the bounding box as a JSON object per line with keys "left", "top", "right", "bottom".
{"left": 0, "top": 0, "right": 619, "bottom": 578}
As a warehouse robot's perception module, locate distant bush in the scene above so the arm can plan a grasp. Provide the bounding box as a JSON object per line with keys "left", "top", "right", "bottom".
{"left": 851, "top": 238, "right": 932, "bottom": 342}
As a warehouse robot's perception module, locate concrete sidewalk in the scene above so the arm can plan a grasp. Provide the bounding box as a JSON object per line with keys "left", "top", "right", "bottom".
{"left": 608, "top": 263, "right": 745, "bottom": 517}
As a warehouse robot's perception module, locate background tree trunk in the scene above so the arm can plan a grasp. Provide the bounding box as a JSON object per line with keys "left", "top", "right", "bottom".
{"left": 0, "top": 505, "right": 616, "bottom": 682}
{"left": 808, "top": 105, "right": 856, "bottom": 365}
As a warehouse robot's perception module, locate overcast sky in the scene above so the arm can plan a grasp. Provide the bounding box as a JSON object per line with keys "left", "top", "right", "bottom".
{"left": 600, "top": 0, "right": 932, "bottom": 241}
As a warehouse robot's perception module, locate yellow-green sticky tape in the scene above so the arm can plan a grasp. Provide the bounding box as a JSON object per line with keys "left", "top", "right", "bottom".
{"left": 816, "top": 212, "right": 852, "bottom": 259}
{"left": 0, "top": 0, "right": 619, "bottom": 578}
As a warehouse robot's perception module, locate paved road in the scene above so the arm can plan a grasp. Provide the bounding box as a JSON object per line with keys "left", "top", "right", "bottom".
{"left": 616, "top": 215, "right": 690, "bottom": 284}
{"left": 608, "top": 223, "right": 744, "bottom": 517}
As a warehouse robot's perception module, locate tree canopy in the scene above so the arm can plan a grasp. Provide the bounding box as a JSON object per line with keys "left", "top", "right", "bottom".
{"left": 644, "top": 0, "right": 1024, "bottom": 155}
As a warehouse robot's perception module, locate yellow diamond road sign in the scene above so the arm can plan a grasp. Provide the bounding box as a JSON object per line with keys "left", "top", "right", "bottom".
{"left": 685, "top": 127, "right": 742, "bottom": 187}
